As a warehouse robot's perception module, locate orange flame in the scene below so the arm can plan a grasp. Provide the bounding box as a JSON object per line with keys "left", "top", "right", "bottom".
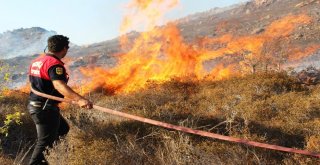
{"left": 288, "top": 45, "right": 320, "bottom": 61}
{"left": 81, "top": 24, "right": 204, "bottom": 93}
{"left": 120, "top": 0, "right": 179, "bottom": 47}
{"left": 18, "top": 83, "right": 30, "bottom": 94}
{"left": 264, "top": 14, "right": 311, "bottom": 37}
{"left": 80, "top": 2, "right": 317, "bottom": 94}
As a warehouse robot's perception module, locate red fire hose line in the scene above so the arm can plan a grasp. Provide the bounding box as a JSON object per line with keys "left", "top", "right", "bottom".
{"left": 31, "top": 88, "right": 320, "bottom": 158}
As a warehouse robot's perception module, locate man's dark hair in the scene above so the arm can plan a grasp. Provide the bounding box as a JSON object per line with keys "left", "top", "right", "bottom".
{"left": 47, "top": 35, "right": 69, "bottom": 53}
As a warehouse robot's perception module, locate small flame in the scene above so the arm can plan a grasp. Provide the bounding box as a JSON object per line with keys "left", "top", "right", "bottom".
{"left": 18, "top": 83, "right": 30, "bottom": 94}
{"left": 288, "top": 45, "right": 320, "bottom": 61}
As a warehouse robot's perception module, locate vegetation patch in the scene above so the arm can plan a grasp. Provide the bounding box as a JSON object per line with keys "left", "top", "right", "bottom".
{"left": 0, "top": 72, "right": 319, "bottom": 164}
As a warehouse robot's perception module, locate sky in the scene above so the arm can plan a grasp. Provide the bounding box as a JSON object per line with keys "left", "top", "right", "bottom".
{"left": 0, "top": 0, "right": 248, "bottom": 46}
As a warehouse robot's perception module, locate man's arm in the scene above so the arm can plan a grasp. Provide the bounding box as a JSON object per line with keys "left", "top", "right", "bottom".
{"left": 52, "top": 80, "right": 93, "bottom": 108}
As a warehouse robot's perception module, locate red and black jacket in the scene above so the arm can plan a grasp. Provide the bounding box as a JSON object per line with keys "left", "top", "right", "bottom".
{"left": 29, "top": 54, "right": 69, "bottom": 104}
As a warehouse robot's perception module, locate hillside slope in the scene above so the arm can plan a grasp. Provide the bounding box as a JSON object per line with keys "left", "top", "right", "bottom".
{"left": 1, "top": 0, "right": 320, "bottom": 89}
{"left": 0, "top": 27, "right": 57, "bottom": 59}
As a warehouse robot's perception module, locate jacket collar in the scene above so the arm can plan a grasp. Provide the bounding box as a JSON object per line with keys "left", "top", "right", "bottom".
{"left": 46, "top": 53, "right": 64, "bottom": 65}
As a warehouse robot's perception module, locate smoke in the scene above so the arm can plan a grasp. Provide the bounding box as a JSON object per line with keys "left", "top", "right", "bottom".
{"left": 0, "top": 27, "right": 57, "bottom": 59}
{"left": 120, "top": 0, "right": 180, "bottom": 34}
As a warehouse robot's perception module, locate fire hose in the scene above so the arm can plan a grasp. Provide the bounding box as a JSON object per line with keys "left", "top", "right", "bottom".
{"left": 30, "top": 88, "right": 320, "bottom": 158}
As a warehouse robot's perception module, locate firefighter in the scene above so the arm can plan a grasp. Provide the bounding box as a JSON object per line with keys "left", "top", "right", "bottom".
{"left": 28, "top": 35, "right": 93, "bottom": 165}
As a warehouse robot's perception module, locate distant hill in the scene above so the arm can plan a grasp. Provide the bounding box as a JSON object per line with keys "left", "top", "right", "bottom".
{"left": 0, "top": 27, "right": 57, "bottom": 59}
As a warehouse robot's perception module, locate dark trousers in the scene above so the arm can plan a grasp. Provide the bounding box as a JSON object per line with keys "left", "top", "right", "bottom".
{"left": 28, "top": 105, "right": 69, "bottom": 165}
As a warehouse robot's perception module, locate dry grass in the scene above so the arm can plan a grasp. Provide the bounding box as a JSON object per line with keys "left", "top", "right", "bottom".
{"left": 0, "top": 155, "right": 14, "bottom": 165}
{"left": 1, "top": 72, "right": 320, "bottom": 164}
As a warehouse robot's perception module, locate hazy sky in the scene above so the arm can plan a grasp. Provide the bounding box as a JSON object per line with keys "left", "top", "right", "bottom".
{"left": 0, "top": 0, "right": 247, "bottom": 45}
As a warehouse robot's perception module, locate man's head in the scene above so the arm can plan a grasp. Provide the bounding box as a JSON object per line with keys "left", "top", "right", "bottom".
{"left": 47, "top": 35, "right": 69, "bottom": 53}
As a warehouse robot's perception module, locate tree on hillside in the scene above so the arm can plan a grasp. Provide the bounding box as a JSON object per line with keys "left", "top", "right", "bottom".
{"left": 0, "top": 60, "right": 11, "bottom": 91}
{"left": 239, "top": 50, "right": 260, "bottom": 74}
{"left": 260, "top": 41, "right": 276, "bottom": 72}
{"left": 273, "top": 37, "right": 289, "bottom": 71}
{"left": 260, "top": 37, "right": 289, "bottom": 72}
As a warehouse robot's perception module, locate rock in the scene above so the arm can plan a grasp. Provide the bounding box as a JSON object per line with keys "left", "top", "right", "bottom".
{"left": 295, "top": 2, "right": 306, "bottom": 8}
{"left": 295, "top": 0, "right": 319, "bottom": 8}
{"left": 254, "top": 0, "right": 276, "bottom": 7}
{"left": 252, "top": 27, "right": 265, "bottom": 34}
{"left": 264, "top": 15, "right": 271, "bottom": 19}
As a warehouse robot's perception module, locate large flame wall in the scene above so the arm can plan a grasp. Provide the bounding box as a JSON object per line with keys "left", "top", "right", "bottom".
{"left": 80, "top": 0, "right": 319, "bottom": 94}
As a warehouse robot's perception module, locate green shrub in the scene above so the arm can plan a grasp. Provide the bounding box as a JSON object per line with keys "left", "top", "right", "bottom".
{"left": 0, "top": 112, "right": 24, "bottom": 137}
